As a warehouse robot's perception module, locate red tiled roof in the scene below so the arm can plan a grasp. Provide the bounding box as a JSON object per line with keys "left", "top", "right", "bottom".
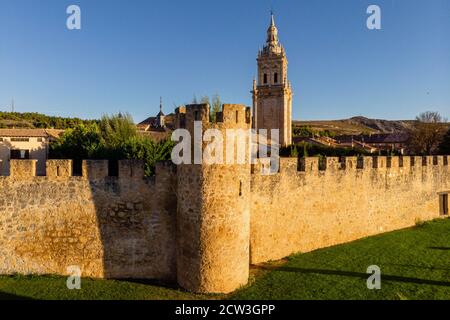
{"left": 0, "top": 129, "right": 64, "bottom": 138}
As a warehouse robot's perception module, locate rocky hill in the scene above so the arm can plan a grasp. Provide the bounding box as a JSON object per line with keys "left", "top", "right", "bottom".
{"left": 293, "top": 117, "right": 417, "bottom": 136}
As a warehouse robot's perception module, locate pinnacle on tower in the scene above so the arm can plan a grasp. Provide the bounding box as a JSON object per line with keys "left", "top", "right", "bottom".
{"left": 264, "top": 12, "right": 282, "bottom": 55}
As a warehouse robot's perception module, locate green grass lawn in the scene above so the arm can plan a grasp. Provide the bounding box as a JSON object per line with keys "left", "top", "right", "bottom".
{"left": 0, "top": 276, "right": 215, "bottom": 300}
{"left": 233, "top": 218, "right": 450, "bottom": 300}
{"left": 1, "top": 218, "right": 449, "bottom": 300}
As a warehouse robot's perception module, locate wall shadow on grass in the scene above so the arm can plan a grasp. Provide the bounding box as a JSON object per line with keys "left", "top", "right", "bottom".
{"left": 254, "top": 265, "right": 450, "bottom": 287}
{"left": 385, "top": 263, "right": 450, "bottom": 272}
{"left": 0, "top": 291, "right": 34, "bottom": 300}
{"left": 121, "top": 278, "right": 180, "bottom": 290}
{"left": 428, "top": 247, "right": 450, "bottom": 251}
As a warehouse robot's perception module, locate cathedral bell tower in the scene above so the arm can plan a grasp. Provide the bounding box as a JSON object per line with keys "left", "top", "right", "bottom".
{"left": 252, "top": 13, "right": 293, "bottom": 147}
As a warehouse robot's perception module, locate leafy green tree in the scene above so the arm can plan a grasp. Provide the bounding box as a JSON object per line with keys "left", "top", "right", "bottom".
{"left": 190, "top": 94, "right": 222, "bottom": 122}
{"left": 210, "top": 94, "right": 222, "bottom": 122}
{"left": 303, "top": 143, "right": 309, "bottom": 157}
{"left": 50, "top": 123, "right": 104, "bottom": 160}
{"left": 0, "top": 111, "right": 98, "bottom": 129}
{"left": 98, "top": 113, "right": 137, "bottom": 147}
{"left": 290, "top": 145, "right": 299, "bottom": 157}
{"left": 293, "top": 126, "right": 314, "bottom": 138}
{"left": 280, "top": 142, "right": 371, "bottom": 158}
{"left": 50, "top": 114, "right": 174, "bottom": 176}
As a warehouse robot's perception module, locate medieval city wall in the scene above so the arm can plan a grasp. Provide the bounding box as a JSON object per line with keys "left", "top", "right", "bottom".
{"left": 0, "top": 139, "right": 449, "bottom": 294}
{"left": 0, "top": 159, "right": 177, "bottom": 281}
{"left": 250, "top": 155, "right": 450, "bottom": 264}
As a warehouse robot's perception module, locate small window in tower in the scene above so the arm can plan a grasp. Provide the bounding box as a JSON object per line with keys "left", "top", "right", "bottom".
{"left": 194, "top": 111, "right": 200, "bottom": 121}
{"left": 236, "top": 111, "right": 239, "bottom": 123}
{"left": 274, "top": 73, "right": 278, "bottom": 84}
{"left": 263, "top": 74, "right": 268, "bottom": 84}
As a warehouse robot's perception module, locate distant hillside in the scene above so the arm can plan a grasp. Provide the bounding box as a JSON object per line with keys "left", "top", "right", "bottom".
{"left": 293, "top": 116, "right": 417, "bottom": 136}
{"left": 0, "top": 112, "right": 98, "bottom": 129}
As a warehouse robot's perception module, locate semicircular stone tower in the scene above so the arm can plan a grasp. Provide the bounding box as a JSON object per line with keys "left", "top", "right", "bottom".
{"left": 175, "top": 103, "right": 252, "bottom": 293}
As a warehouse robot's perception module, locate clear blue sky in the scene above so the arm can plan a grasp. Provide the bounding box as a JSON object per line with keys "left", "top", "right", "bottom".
{"left": 0, "top": 0, "right": 449, "bottom": 122}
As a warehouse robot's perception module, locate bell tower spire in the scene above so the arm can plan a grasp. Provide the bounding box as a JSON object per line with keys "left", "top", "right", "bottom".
{"left": 252, "top": 12, "right": 293, "bottom": 147}
{"left": 263, "top": 11, "right": 282, "bottom": 55}
{"left": 267, "top": 12, "right": 279, "bottom": 47}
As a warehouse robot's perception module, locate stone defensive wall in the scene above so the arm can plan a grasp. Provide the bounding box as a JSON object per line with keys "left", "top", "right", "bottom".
{"left": 250, "top": 155, "right": 450, "bottom": 264}
{"left": 0, "top": 159, "right": 177, "bottom": 281}
{"left": 0, "top": 103, "right": 449, "bottom": 295}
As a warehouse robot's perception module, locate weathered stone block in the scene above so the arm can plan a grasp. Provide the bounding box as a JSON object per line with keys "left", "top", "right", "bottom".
{"left": 46, "top": 160, "right": 72, "bottom": 178}
{"left": 10, "top": 160, "right": 37, "bottom": 179}
{"left": 279, "top": 158, "right": 298, "bottom": 174}
{"left": 344, "top": 157, "right": 357, "bottom": 170}
{"left": 363, "top": 156, "right": 374, "bottom": 169}
{"left": 118, "top": 160, "right": 144, "bottom": 179}
{"left": 82, "top": 160, "right": 108, "bottom": 180}
{"left": 402, "top": 156, "right": 411, "bottom": 168}
{"left": 326, "top": 157, "right": 340, "bottom": 171}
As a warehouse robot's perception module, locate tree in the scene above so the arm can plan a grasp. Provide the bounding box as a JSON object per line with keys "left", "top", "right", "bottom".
{"left": 98, "top": 113, "right": 137, "bottom": 147}
{"left": 0, "top": 111, "right": 98, "bottom": 129}
{"left": 210, "top": 94, "right": 221, "bottom": 122}
{"left": 293, "top": 126, "right": 314, "bottom": 138}
{"left": 439, "top": 127, "right": 450, "bottom": 154}
{"left": 50, "top": 123, "right": 104, "bottom": 160}
{"left": 406, "top": 111, "right": 447, "bottom": 155}
{"left": 192, "top": 94, "right": 222, "bottom": 122}
{"left": 50, "top": 113, "right": 174, "bottom": 176}
{"left": 200, "top": 96, "right": 210, "bottom": 105}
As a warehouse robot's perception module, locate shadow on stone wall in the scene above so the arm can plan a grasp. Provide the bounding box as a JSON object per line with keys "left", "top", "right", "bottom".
{"left": 83, "top": 160, "right": 178, "bottom": 282}
{"left": 0, "top": 159, "right": 178, "bottom": 285}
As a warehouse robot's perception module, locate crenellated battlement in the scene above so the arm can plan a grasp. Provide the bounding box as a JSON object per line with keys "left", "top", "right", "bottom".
{"left": 250, "top": 154, "right": 450, "bottom": 264}
{"left": 0, "top": 153, "right": 449, "bottom": 294}
{"left": 1, "top": 159, "right": 176, "bottom": 181}
{"left": 175, "top": 103, "right": 251, "bottom": 131}
{"left": 5, "top": 154, "right": 447, "bottom": 184}
{"left": 251, "top": 155, "right": 450, "bottom": 176}
{"left": 215, "top": 104, "right": 252, "bottom": 128}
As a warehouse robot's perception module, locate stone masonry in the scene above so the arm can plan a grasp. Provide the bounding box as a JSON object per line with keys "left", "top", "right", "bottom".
{"left": 0, "top": 105, "right": 449, "bottom": 294}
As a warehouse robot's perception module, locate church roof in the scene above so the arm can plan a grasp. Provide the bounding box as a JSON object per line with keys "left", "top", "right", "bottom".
{"left": 139, "top": 97, "right": 165, "bottom": 125}
{"left": 138, "top": 117, "right": 156, "bottom": 126}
